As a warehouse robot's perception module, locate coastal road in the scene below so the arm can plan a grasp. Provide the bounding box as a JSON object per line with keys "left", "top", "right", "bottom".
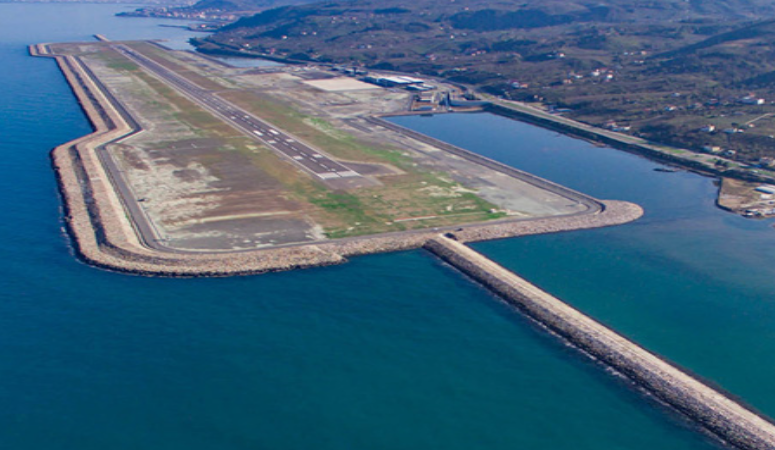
{"left": 112, "top": 44, "right": 361, "bottom": 181}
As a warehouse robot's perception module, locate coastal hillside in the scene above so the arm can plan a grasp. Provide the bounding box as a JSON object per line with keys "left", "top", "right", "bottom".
{"left": 195, "top": 0, "right": 775, "bottom": 164}
{"left": 175, "top": 0, "right": 315, "bottom": 13}
{"left": 118, "top": 0, "right": 317, "bottom": 21}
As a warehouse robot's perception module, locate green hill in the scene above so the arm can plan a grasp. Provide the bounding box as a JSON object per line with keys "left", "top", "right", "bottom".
{"left": 194, "top": 0, "right": 775, "bottom": 163}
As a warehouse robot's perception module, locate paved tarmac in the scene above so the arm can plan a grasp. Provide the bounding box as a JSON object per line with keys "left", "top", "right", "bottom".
{"left": 113, "top": 44, "right": 362, "bottom": 181}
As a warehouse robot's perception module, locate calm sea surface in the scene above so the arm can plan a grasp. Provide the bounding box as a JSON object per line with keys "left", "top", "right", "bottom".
{"left": 0, "top": 4, "right": 768, "bottom": 449}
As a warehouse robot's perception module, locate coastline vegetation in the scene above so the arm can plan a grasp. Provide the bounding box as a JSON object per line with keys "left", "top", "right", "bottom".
{"left": 196, "top": 0, "right": 775, "bottom": 169}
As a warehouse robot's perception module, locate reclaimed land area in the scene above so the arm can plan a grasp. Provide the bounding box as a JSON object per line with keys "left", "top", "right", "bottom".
{"left": 36, "top": 38, "right": 775, "bottom": 450}
{"left": 31, "top": 39, "right": 642, "bottom": 277}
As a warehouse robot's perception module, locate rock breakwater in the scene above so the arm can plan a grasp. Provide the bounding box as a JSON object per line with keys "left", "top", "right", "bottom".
{"left": 425, "top": 234, "right": 775, "bottom": 450}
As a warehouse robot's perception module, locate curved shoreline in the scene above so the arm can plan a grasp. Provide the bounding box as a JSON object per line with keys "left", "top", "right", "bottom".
{"left": 31, "top": 42, "right": 643, "bottom": 277}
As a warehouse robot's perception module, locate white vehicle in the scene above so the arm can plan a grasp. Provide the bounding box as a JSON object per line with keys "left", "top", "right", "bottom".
{"left": 269, "top": 129, "right": 280, "bottom": 136}
{"left": 253, "top": 130, "right": 264, "bottom": 137}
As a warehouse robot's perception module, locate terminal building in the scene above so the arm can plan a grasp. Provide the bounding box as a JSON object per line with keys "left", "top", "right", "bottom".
{"left": 363, "top": 75, "right": 431, "bottom": 89}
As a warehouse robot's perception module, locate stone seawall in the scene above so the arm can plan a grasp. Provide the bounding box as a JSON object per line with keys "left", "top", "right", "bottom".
{"left": 34, "top": 42, "right": 643, "bottom": 277}
{"left": 425, "top": 235, "right": 775, "bottom": 450}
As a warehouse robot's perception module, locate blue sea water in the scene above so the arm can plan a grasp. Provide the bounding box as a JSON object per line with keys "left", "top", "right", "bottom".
{"left": 390, "top": 113, "right": 775, "bottom": 416}
{"left": 0, "top": 4, "right": 765, "bottom": 449}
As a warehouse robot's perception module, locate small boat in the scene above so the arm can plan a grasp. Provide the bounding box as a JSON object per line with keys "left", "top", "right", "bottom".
{"left": 654, "top": 167, "right": 679, "bottom": 173}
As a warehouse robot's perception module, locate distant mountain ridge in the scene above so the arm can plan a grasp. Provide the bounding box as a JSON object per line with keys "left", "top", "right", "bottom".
{"left": 202, "top": 0, "right": 775, "bottom": 63}
{"left": 220, "top": 0, "right": 775, "bottom": 30}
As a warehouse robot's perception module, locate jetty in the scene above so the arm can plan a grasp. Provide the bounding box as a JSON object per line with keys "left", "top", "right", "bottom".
{"left": 426, "top": 234, "right": 775, "bottom": 450}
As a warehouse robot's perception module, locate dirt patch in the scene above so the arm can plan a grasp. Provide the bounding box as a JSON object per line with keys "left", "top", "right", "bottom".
{"left": 718, "top": 177, "right": 775, "bottom": 217}
{"left": 168, "top": 215, "right": 320, "bottom": 250}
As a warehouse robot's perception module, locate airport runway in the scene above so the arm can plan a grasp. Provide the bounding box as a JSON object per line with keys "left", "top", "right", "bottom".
{"left": 113, "top": 44, "right": 361, "bottom": 181}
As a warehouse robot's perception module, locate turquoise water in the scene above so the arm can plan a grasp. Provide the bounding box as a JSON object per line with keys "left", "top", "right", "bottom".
{"left": 0, "top": 4, "right": 757, "bottom": 449}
